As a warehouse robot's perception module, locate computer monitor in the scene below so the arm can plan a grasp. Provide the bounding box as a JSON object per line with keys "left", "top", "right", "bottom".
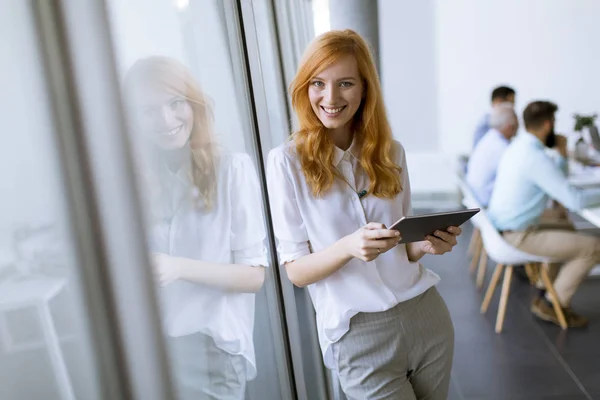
{"left": 588, "top": 125, "right": 600, "bottom": 152}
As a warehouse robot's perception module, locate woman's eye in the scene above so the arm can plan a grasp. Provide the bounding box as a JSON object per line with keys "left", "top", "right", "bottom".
{"left": 170, "top": 99, "right": 184, "bottom": 110}
{"left": 340, "top": 81, "right": 354, "bottom": 88}
{"left": 311, "top": 81, "right": 324, "bottom": 88}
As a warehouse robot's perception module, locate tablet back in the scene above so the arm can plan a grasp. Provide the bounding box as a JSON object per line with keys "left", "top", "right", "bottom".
{"left": 392, "top": 209, "right": 480, "bottom": 244}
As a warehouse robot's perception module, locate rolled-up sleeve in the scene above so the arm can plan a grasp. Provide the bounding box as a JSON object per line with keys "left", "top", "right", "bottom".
{"left": 229, "top": 153, "right": 268, "bottom": 267}
{"left": 266, "top": 148, "right": 311, "bottom": 265}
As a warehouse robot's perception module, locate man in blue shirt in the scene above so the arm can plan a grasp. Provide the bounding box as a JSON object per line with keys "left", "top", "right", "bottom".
{"left": 466, "top": 103, "right": 518, "bottom": 206}
{"left": 488, "top": 101, "right": 600, "bottom": 328}
{"left": 472, "top": 86, "right": 516, "bottom": 149}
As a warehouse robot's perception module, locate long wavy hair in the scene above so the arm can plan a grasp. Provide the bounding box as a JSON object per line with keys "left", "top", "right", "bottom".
{"left": 290, "top": 29, "right": 402, "bottom": 198}
{"left": 124, "top": 56, "right": 218, "bottom": 210}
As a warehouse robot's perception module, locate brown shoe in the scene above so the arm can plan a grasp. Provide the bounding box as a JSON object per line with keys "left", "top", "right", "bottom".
{"left": 563, "top": 307, "right": 589, "bottom": 328}
{"left": 530, "top": 298, "right": 589, "bottom": 328}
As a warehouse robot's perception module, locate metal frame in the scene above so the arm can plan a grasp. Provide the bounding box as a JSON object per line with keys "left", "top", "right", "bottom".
{"left": 31, "top": 1, "right": 128, "bottom": 398}
{"left": 240, "top": 1, "right": 331, "bottom": 399}
{"left": 27, "top": 0, "right": 323, "bottom": 398}
{"left": 271, "top": 0, "right": 301, "bottom": 129}
{"left": 227, "top": 0, "right": 298, "bottom": 398}
{"left": 34, "top": 0, "right": 176, "bottom": 398}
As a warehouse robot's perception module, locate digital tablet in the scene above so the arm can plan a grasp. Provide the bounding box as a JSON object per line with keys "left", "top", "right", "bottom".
{"left": 389, "top": 208, "right": 480, "bottom": 244}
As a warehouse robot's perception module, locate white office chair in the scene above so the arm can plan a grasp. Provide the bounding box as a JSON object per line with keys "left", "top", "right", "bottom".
{"left": 455, "top": 176, "right": 488, "bottom": 288}
{"left": 473, "top": 209, "right": 568, "bottom": 332}
{"left": 448, "top": 157, "right": 481, "bottom": 262}
{"left": 454, "top": 174, "right": 568, "bottom": 332}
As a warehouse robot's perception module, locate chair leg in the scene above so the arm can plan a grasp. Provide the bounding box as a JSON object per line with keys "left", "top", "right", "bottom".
{"left": 495, "top": 265, "right": 514, "bottom": 333}
{"left": 539, "top": 265, "right": 568, "bottom": 330}
{"left": 468, "top": 228, "right": 480, "bottom": 256}
{"left": 469, "top": 236, "right": 482, "bottom": 275}
{"left": 481, "top": 263, "right": 504, "bottom": 314}
{"left": 476, "top": 248, "right": 489, "bottom": 290}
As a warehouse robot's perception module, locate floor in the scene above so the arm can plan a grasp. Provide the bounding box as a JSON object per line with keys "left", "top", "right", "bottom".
{"left": 425, "top": 217, "right": 600, "bottom": 400}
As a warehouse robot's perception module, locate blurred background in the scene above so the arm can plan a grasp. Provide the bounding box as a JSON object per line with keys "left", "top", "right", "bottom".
{"left": 1, "top": 0, "right": 599, "bottom": 399}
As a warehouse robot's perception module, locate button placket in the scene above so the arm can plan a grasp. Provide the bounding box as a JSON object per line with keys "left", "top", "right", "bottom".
{"left": 369, "top": 260, "right": 397, "bottom": 302}
{"left": 165, "top": 177, "right": 187, "bottom": 255}
{"left": 340, "top": 158, "right": 357, "bottom": 206}
{"left": 351, "top": 160, "right": 368, "bottom": 226}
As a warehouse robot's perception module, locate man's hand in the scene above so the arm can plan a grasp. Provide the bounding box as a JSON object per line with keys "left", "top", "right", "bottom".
{"left": 556, "top": 134, "right": 568, "bottom": 158}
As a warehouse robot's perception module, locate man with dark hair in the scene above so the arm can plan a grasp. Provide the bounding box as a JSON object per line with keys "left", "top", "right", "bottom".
{"left": 491, "top": 86, "right": 516, "bottom": 104}
{"left": 472, "top": 86, "right": 516, "bottom": 148}
{"left": 488, "top": 101, "right": 600, "bottom": 327}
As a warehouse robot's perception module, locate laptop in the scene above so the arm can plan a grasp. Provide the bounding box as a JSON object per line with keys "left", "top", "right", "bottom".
{"left": 588, "top": 125, "right": 600, "bottom": 152}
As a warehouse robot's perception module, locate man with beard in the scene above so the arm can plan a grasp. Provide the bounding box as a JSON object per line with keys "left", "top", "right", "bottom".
{"left": 488, "top": 101, "right": 600, "bottom": 328}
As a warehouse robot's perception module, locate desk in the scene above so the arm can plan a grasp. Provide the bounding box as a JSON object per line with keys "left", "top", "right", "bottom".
{"left": 570, "top": 168, "right": 600, "bottom": 277}
{"left": 569, "top": 167, "right": 600, "bottom": 189}
{"left": 579, "top": 207, "right": 600, "bottom": 277}
{"left": 580, "top": 206, "right": 600, "bottom": 228}
{"left": 568, "top": 166, "right": 600, "bottom": 228}
{"left": 0, "top": 275, "right": 74, "bottom": 400}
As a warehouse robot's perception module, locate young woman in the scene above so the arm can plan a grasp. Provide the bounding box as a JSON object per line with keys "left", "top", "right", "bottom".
{"left": 125, "top": 56, "right": 267, "bottom": 400}
{"left": 267, "top": 30, "right": 461, "bottom": 400}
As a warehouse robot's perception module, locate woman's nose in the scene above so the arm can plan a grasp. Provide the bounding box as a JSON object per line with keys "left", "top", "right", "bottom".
{"left": 157, "top": 106, "right": 177, "bottom": 127}
{"left": 324, "top": 84, "right": 339, "bottom": 104}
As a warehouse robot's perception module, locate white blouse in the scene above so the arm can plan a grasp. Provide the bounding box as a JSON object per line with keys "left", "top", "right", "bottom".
{"left": 266, "top": 139, "right": 440, "bottom": 369}
{"left": 150, "top": 151, "right": 268, "bottom": 379}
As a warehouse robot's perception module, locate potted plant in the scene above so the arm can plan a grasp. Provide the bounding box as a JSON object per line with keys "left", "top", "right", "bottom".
{"left": 573, "top": 113, "right": 597, "bottom": 132}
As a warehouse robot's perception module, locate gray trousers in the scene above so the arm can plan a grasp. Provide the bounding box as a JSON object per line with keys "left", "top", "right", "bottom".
{"left": 331, "top": 287, "right": 454, "bottom": 400}
{"left": 168, "top": 332, "right": 247, "bottom": 400}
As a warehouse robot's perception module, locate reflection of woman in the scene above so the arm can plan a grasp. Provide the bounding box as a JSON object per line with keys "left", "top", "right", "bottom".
{"left": 125, "top": 56, "right": 267, "bottom": 400}
{"left": 267, "top": 30, "right": 461, "bottom": 399}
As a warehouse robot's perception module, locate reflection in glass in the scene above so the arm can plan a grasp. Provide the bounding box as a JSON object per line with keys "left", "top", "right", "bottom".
{"left": 124, "top": 56, "right": 268, "bottom": 400}
{"left": 1, "top": 3, "right": 102, "bottom": 398}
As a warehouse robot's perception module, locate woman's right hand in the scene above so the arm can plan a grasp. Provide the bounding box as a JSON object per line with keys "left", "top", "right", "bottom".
{"left": 341, "top": 222, "right": 402, "bottom": 262}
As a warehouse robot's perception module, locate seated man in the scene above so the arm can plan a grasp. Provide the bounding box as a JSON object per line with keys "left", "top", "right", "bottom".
{"left": 466, "top": 103, "right": 518, "bottom": 206}
{"left": 488, "top": 101, "right": 600, "bottom": 328}
{"left": 472, "top": 86, "right": 516, "bottom": 148}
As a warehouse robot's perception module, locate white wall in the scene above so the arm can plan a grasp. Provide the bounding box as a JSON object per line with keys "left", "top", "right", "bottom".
{"left": 380, "top": 0, "right": 600, "bottom": 194}
{"left": 379, "top": 0, "right": 439, "bottom": 153}
{"left": 379, "top": 0, "right": 451, "bottom": 194}
{"left": 436, "top": 0, "right": 600, "bottom": 156}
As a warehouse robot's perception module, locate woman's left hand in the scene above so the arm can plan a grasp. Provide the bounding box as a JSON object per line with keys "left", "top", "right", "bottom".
{"left": 420, "top": 226, "right": 462, "bottom": 255}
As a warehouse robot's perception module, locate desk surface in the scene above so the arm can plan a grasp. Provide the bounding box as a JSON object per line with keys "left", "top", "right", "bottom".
{"left": 572, "top": 167, "right": 600, "bottom": 227}
{"left": 580, "top": 206, "right": 600, "bottom": 228}
{"left": 0, "top": 275, "right": 66, "bottom": 308}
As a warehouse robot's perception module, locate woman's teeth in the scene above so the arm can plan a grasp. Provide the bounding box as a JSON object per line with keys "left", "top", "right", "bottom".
{"left": 322, "top": 106, "right": 344, "bottom": 115}
{"left": 163, "top": 126, "right": 182, "bottom": 136}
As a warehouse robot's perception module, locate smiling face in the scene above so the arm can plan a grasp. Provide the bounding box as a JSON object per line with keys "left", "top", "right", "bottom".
{"left": 308, "top": 54, "right": 364, "bottom": 133}
{"left": 136, "top": 85, "right": 194, "bottom": 151}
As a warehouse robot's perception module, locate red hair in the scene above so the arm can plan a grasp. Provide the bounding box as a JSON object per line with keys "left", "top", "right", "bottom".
{"left": 290, "top": 29, "right": 402, "bottom": 198}
{"left": 125, "top": 56, "right": 218, "bottom": 209}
